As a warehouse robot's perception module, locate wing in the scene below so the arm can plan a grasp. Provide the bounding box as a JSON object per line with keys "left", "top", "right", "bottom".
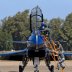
{"left": 0, "top": 41, "right": 29, "bottom": 57}
{"left": 0, "top": 48, "right": 28, "bottom": 57}
{"left": 63, "top": 52, "right": 72, "bottom": 56}
{"left": 12, "top": 41, "right": 28, "bottom": 44}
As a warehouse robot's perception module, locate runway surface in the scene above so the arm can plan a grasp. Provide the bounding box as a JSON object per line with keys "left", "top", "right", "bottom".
{"left": 0, "top": 60, "right": 72, "bottom": 72}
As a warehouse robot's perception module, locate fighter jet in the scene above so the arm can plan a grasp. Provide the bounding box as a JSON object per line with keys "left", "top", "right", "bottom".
{"left": 0, "top": 6, "right": 72, "bottom": 72}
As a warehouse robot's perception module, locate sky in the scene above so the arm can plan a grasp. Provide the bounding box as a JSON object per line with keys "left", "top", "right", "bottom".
{"left": 0, "top": 0, "right": 72, "bottom": 20}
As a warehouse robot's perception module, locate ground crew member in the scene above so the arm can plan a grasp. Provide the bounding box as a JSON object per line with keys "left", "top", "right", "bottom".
{"left": 56, "top": 42, "right": 65, "bottom": 70}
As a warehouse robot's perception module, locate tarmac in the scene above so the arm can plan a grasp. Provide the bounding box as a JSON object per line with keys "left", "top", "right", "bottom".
{"left": 0, "top": 60, "right": 72, "bottom": 72}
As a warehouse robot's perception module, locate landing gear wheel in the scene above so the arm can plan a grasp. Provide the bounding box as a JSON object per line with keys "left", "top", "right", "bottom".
{"left": 34, "top": 70, "right": 39, "bottom": 72}
{"left": 50, "top": 65, "right": 54, "bottom": 72}
{"left": 19, "top": 65, "right": 23, "bottom": 72}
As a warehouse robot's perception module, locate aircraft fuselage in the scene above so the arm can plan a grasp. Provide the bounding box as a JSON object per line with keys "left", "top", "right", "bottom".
{"left": 27, "top": 30, "right": 46, "bottom": 58}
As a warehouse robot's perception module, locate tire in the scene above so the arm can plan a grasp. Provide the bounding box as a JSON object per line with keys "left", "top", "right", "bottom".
{"left": 34, "top": 70, "right": 39, "bottom": 72}
{"left": 50, "top": 65, "right": 54, "bottom": 72}
{"left": 19, "top": 65, "right": 23, "bottom": 72}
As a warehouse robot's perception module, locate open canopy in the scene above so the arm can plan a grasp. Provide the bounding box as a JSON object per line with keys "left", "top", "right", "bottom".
{"left": 30, "top": 6, "right": 43, "bottom": 32}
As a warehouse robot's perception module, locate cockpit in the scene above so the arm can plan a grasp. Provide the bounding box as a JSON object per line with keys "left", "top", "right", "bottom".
{"left": 30, "top": 6, "right": 44, "bottom": 32}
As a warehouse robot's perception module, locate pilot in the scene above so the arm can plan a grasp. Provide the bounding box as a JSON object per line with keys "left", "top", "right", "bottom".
{"left": 39, "top": 22, "right": 47, "bottom": 30}
{"left": 44, "top": 27, "right": 50, "bottom": 41}
{"left": 39, "top": 22, "right": 50, "bottom": 41}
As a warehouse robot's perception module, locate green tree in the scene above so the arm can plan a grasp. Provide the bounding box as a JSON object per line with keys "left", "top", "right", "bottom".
{"left": 62, "top": 13, "right": 72, "bottom": 51}
{"left": 2, "top": 10, "right": 30, "bottom": 40}
{"left": 1, "top": 10, "right": 30, "bottom": 50}
{"left": 0, "top": 30, "right": 13, "bottom": 51}
{"left": 49, "top": 18, "right": 64, "bottom": 40}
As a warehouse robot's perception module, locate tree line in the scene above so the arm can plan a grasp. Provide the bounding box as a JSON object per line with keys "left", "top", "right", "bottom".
{"left": 0, "top": 9, "right": 72, "bottom": 51}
